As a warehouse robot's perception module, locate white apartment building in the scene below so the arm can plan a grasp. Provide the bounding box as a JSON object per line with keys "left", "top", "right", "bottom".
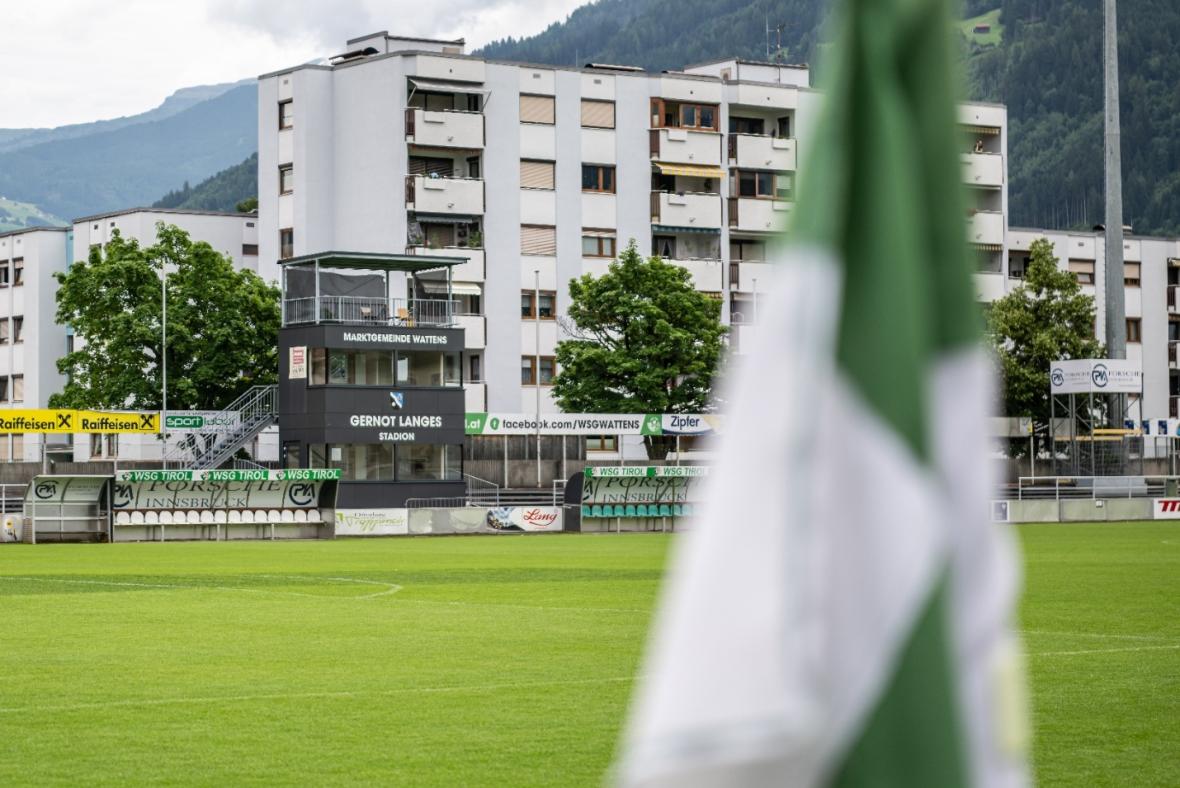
{"left": 0, "top": 226, "right": 70, "bottom": 462}
{"left": 257, "top": 32, "right": 1009, "bottom": 419}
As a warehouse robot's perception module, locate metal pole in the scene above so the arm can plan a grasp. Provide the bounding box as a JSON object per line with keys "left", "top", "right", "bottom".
{"left": 1103, "top": 0, "right": 1126, "bottom": 424}
{"left": 161, "top": 265, "right": 168, "bottom": 440}
{"left": 752, "top": 277, "right": 758, "bottom": 323}
{"left": 534, "top": 269, "right": 541, "bottom": 489}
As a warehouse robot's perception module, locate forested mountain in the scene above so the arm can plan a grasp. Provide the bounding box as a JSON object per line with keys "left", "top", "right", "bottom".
{"left": 481, "top": 0, "right": 1180, "bottom": 236}
{"left": 153, "top": 153, "right": 258, "bottom": 212}
{"left": 0, "top": 84, "right": 256, "bottom": 221}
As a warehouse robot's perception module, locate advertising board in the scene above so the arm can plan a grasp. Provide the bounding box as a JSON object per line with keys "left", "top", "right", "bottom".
{"left": 334, "top": 508, "right": 410, "bottom": 536}
{"left": 485, "top": 507, "right": 564, "bottom": 532}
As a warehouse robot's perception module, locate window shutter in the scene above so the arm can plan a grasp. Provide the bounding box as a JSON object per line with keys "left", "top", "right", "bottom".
{"left": 1124, "top": 262, "right": 1141, "bottom": 279}
{"left": 1068, "top": 260, "right": 1095, "bottom": 275}
{"left": 521, "top": 225, "right": 557, "bottom": 256}
{"left": 580, "top": 99, "right": 615, "bottom": 129}
{"left": 520, "top": 95, "right": 555, "bottom": 124}
{"left": 520, "top": 160, "right": 555, "bottom": 189}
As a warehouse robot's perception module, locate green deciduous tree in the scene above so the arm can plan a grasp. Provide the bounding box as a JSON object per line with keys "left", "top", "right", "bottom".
{"left": 552, "top": 241, "right": 726, "bottom": 458}
{"left": 50, "top": 223, "right": 280, "bottom": 411}
{"left": 985, "top": 237, "right": 1103, "bottom": 430}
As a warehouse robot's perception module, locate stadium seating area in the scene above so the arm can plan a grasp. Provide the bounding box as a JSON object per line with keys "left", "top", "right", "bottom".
{"left": 113, "top": 508, "right": 330, "bottom": 541}
{"left": 580, "top": 503, "right": 694, "bottom": 518}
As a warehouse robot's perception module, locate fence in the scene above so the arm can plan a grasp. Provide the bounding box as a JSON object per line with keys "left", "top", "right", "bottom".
{"left": 1013, "top": 475, "right": 1180, "bottom": 501}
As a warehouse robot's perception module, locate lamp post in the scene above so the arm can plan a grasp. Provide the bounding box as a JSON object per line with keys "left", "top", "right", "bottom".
{"left": 161, "top": 266, "right": 167, "bottom": 443}
{"left": 535, "top": 269, "right": 542, "bottom": 488}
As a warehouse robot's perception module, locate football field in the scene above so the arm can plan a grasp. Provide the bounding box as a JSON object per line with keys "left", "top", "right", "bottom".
{"left": 0, "top": 525, "right": 1177, "bottom": 785}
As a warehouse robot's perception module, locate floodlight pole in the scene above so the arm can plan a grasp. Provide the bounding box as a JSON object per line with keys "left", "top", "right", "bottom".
{"left": 535, "top": 269, "right": 542, "bottom": 489}
{"left": 161, "top": 266, "right": 168, "bottom": 444}
{"left": 1103, "top": 0, "right": 1126, "bottom": 425}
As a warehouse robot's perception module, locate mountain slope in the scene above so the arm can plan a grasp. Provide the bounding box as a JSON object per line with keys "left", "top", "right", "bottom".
{"left": 0, "top": 84, "right": 257, "bottom": 221}
{"left": 0, "top": 197, "right": 65, "bottom": 233}
{"left": 483, "top": 0, "right": 1180, "bottom": 236}
{"left": 153, "top": 153, "right": 258, "bottom": 212}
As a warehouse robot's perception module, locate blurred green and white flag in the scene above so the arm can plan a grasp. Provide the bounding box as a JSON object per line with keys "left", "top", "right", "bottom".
{"left": 618, "top": 0, "right": 1029, "bottom": 785}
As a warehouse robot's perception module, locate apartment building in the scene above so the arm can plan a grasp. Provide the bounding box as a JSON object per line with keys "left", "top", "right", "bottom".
{"left": 0, "top": 226, "right": 70, "bottom": 462}
{"left": 257, "top": 33, "right": 1008, "bottom": 422}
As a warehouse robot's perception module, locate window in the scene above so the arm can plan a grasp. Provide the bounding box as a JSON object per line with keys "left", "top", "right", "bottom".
{"left": 521, "top": 290, "right": 557, "bottom": 319}
{"left": 469, "top": 354, "right": 482, "bottom": 383}
{"left": 90, "top": 434, "right": 104, "bottom": 458}
{"left": 0, "top": 265, "right": 8, "bottom": 287}
{"left": 1068, "top": 259, "right": 1095, "bottom": 285}
{"left": 1124, "top": 262, "right": 1141, "bottom": 287}
{"left": 735, "top": 170, "right": 788, "bottom": 199}
{"left": 242, "top": 244, "right": 259, "bottom": 256}
{"left": 12, "top": 258, "right": 22, "bottom": 286}
{"left": 279, "top": 165, "right": 294, "bottom": 194}
{"left": 0, "top": 434, "right": 7, "bottom": 462}
{"left": 586, "top": 435, "right": 618, "bottom": 452}
{"left": 280, "top": 228, "right": 294, "bottom": 260}
{"left": 0, "top": 376, "right": 7, "bottom": 402}
{"left": 466, "top": 156, "right": 481, "bottom": 179}
{"left": 10, "top": 434, "right": 21, "bottom": 460}
{"left": 278, "top": 99, "right": 293, "bottom": 130}
{"left": 520, "top": 94, "right": 555, "bottom": 125}
{"left": 580, "top": 99, "right": 615, "bottom": 129}
{"left": 520, "top": 160, "right": 555, "bottom": 190}
{"left": 730, "top": 239, "right": 766, "bottom": 262}
{"left": 582, "top": 232, "right": 617, "bottom": 258}
{"left": 408, "top": 156, "right": 454, "bottom": 177}
{"left": 310, "top": 348, "right": 327, "bottom": 385}
{"left": 582, "top": 164, "right": 615, "bottom": 193}
{"left": 12, "top": 375, "right": 23, "bottom": 403}
{"left": 106, "top": 434, "right": 118, "bottom": 458}
{"left": 520, "top": 356, "right": 556, "bottom": 385}
{"left": 0, "top": 320, "right": 8, "bottom": 345}
{"left": 521, "top": 225, "right": 557, "bottom": 256}
{"left": 729, "top": 116, "right": 766, "bottom": 135}
{"left": 12, "top": 317, "right": 22, "bottom": 344}
{"left": 650, "top": 99, "right": 719, "bottom": 131}
{"left": 1127, "top": 318, "right": 1142, "bottom": 343}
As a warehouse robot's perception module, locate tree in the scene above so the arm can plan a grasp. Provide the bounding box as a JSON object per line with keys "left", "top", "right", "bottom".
{"left": 236, "top": 196, "right": 258, "bottom": 213}
{"left": 51, "top": 223, "right": 281, "bottom": 411}
{"left": 985, "top": 237, "right": 1103, "bottom": 431}
{"left": 552, "top": 241, "right": 726, "bottom": 458}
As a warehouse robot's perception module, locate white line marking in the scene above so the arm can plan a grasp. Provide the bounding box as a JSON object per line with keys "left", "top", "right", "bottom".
{"left": 0, "top": 575, "right": 402, "bottom": 600}
{"left": 1023, "top": 629, "right": 1171, "bottom": 642}
{"left": 1030, "top": 644, "right": 1180, "bottom": 657}
{"left": 394, "top": 598, "right": 649, "bottom": 614}
{"left": 0, "top": 676, "right": 635, "bottom": 715}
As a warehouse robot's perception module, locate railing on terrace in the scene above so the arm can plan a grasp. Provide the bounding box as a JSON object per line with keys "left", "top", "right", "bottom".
{"left": 282, "top": 296, "right": 457, "bottom": 327}
{"left": 1011, "top": 475, "right": 1180, "bottom": 501}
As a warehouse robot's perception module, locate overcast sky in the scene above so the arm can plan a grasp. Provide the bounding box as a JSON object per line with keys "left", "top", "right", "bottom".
{"left": 1, "top": 0, "right": 588, "bottom": 129}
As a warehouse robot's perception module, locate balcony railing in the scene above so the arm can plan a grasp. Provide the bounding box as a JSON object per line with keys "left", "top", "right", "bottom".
{"left": 282, "top": 296, "right": 457, "bottom": 327}
{"left": 650, "top": 190, "right": 723, "bottom": 228}
{"left": 405, "top": 107, "right": 484, "bottom": 149}
{"left": 1169, "top": 285, "right": 1180, "bottom": 312}
{"left": 404, "top": 174, "right": 485, "bottom": 214}
{"left": 728, "top": 133, "right": 797, "bottom": 171}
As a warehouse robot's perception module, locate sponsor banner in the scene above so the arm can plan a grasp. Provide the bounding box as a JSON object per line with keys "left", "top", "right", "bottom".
{"left": 0, "top": 409, "right": 159, "bottom": 434}
{"left": 465, "top": 413, "right": 722, "bottom": 436}
{"left": 334, "top": 508, "right": 409, "bottom": 536}
{"left": 486, "top": 506, "right": 563, "bottom": 532}
{"left": 26, "top": 476, "right": 108, "bottom": 504}
{"left": 289, "top": 346, "right": 307, "bottom": 380}
{"left": 165, "top": 411, "right": 242, "bottom": 431}
{"left": 113, "top": 479, "right": 325, "bottom": 510}
{"left": 116, "top": 469, "right": 341, "bottom": 483}
{"left": 581, "top": 475, "right": 696, "bottom": 506}
{"left": 322, "top": 325, "right": 463, "bottom": 351}
{"left": 1153, "top": 499, "right": 1180, "bottom": 519}
{"left": 586, "top": 466, "right": 710, "bottom": 478}
{"left": 1050, "top": 359, "right": 1142, "bottom": 395}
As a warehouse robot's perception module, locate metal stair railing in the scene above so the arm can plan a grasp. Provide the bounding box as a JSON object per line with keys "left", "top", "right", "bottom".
{"left": 464, "top": 473, "right": 500, "bottom": 506}
{"left": 162, "top": 385, "right": 278, "bottom": 470}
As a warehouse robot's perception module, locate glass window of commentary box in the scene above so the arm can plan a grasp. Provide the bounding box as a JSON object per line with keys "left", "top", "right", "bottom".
{"left": 309, "top": 443, "right": 462, "bottom": 481}
{"left": 310, "top": 348, "right": 460, "bottom": 387}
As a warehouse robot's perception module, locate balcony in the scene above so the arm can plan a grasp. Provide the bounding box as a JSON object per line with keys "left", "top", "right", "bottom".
{"left": 405, "top": 108, "right": 484, "bottom": 149}
{"left": 455, "top": 313, "right": 486, "bottom": 349}
{"left": 668, "top": 258, "right": 723, "bottom": 291}
{"left": 465, "top": 382, "right": 487, "bottom": 412}
{"left": 1170, "top": 285, "right": 1180, "bottom": 313}
{"left": 728, "top": 197, "right": 790, "bottom": 233}
{"left": 407, "top": 245, "right": 485, "bottom": 282}
{"left": 282, "top": 296, "right": 455, "bottom": 327}
{"left": 649, "top": 128, "right": 723, "bottom": 166}
{"left": 728, "top": 261, "right": 772, "bottom": 292}
{"left": 967, "top": 210, "right": 1004, "bottom": 246}
{"left": 650, "top": 191, "right": 722, "bottom": 230}
{"left": 1170, "top": 341, "right": 1179, "bottom": 368}
{"left": 961, "top": 153, "right": 1003, "bottom": 188}
{"left": 405, "top": 175, "right": 484, "bottom": 215}
{"left": 974, "top": 272, "right": 1005, "bottom": 302}
{"left": 728, "top": 134, "right": 796, "bottom": 171}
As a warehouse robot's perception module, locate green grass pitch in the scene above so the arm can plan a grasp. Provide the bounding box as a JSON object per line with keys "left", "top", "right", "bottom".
{"left": 0, "top": 525, "right": 1176, "bottom": 785}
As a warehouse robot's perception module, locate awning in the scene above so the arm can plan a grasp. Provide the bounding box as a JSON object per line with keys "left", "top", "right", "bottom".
{"left": 653, "top": 162, "right": 727, "bottom": 178}
{"left": 652, "top": 224, "right": 721, "bottom": 235}
{"left": 419, "top": 280, "right": 483, "bottom": 296}
{"left": 961, "top": 124, "right": 1000, "bottom": 136}
{"left": 971, "top": 243, "right": 1002, "bottom": 252}
{"left": 409, "top": 78, "right": 490, "bottom": 97}
{"left": 411, "top": 213, "right": 480, "bottom": 225}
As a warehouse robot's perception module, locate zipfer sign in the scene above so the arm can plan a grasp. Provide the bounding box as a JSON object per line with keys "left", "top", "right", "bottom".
{"left": 0, "top": 409, "right": 160, "bottom": 434}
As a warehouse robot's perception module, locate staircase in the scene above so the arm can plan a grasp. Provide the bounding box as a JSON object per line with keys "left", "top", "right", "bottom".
{"left": 162, "top": 385, "right": 278, "bottom": 470}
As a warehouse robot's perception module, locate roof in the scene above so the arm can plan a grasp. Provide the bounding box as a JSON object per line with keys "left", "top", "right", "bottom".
{"left": 346, "top": 31, "right": 465, "bottom": 46}
{"left": 0, "top": 225, "right": 68, "bottom": 239}
{"left": 682, "top": 56, "right": 810, "bottom": 71}
{"left": 279, "top": 250, "right": 468, "bottom": 272}
{"left": 73, "top": 207, "right": 257, "bottom": 224}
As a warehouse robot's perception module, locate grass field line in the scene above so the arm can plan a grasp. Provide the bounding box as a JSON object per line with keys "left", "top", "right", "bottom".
{"left": 0, "top": 574, "right": 403, "bottom": 600}
{"left": 0, "top": 675, "right": 635, "bottom": 716}
{"left": 1022, "top": 629, "right": 1172, "bottom": 642}
{"left": 394, "top": 598, "right": 650, "bottom": 614}
{"left": 1030, "top": 644, "right": 1180, "bottom": 657}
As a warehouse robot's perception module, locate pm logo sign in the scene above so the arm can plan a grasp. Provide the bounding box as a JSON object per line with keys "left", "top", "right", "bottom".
{"left": 1153, "top": 499, "right": 1180, "bottom": 519}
